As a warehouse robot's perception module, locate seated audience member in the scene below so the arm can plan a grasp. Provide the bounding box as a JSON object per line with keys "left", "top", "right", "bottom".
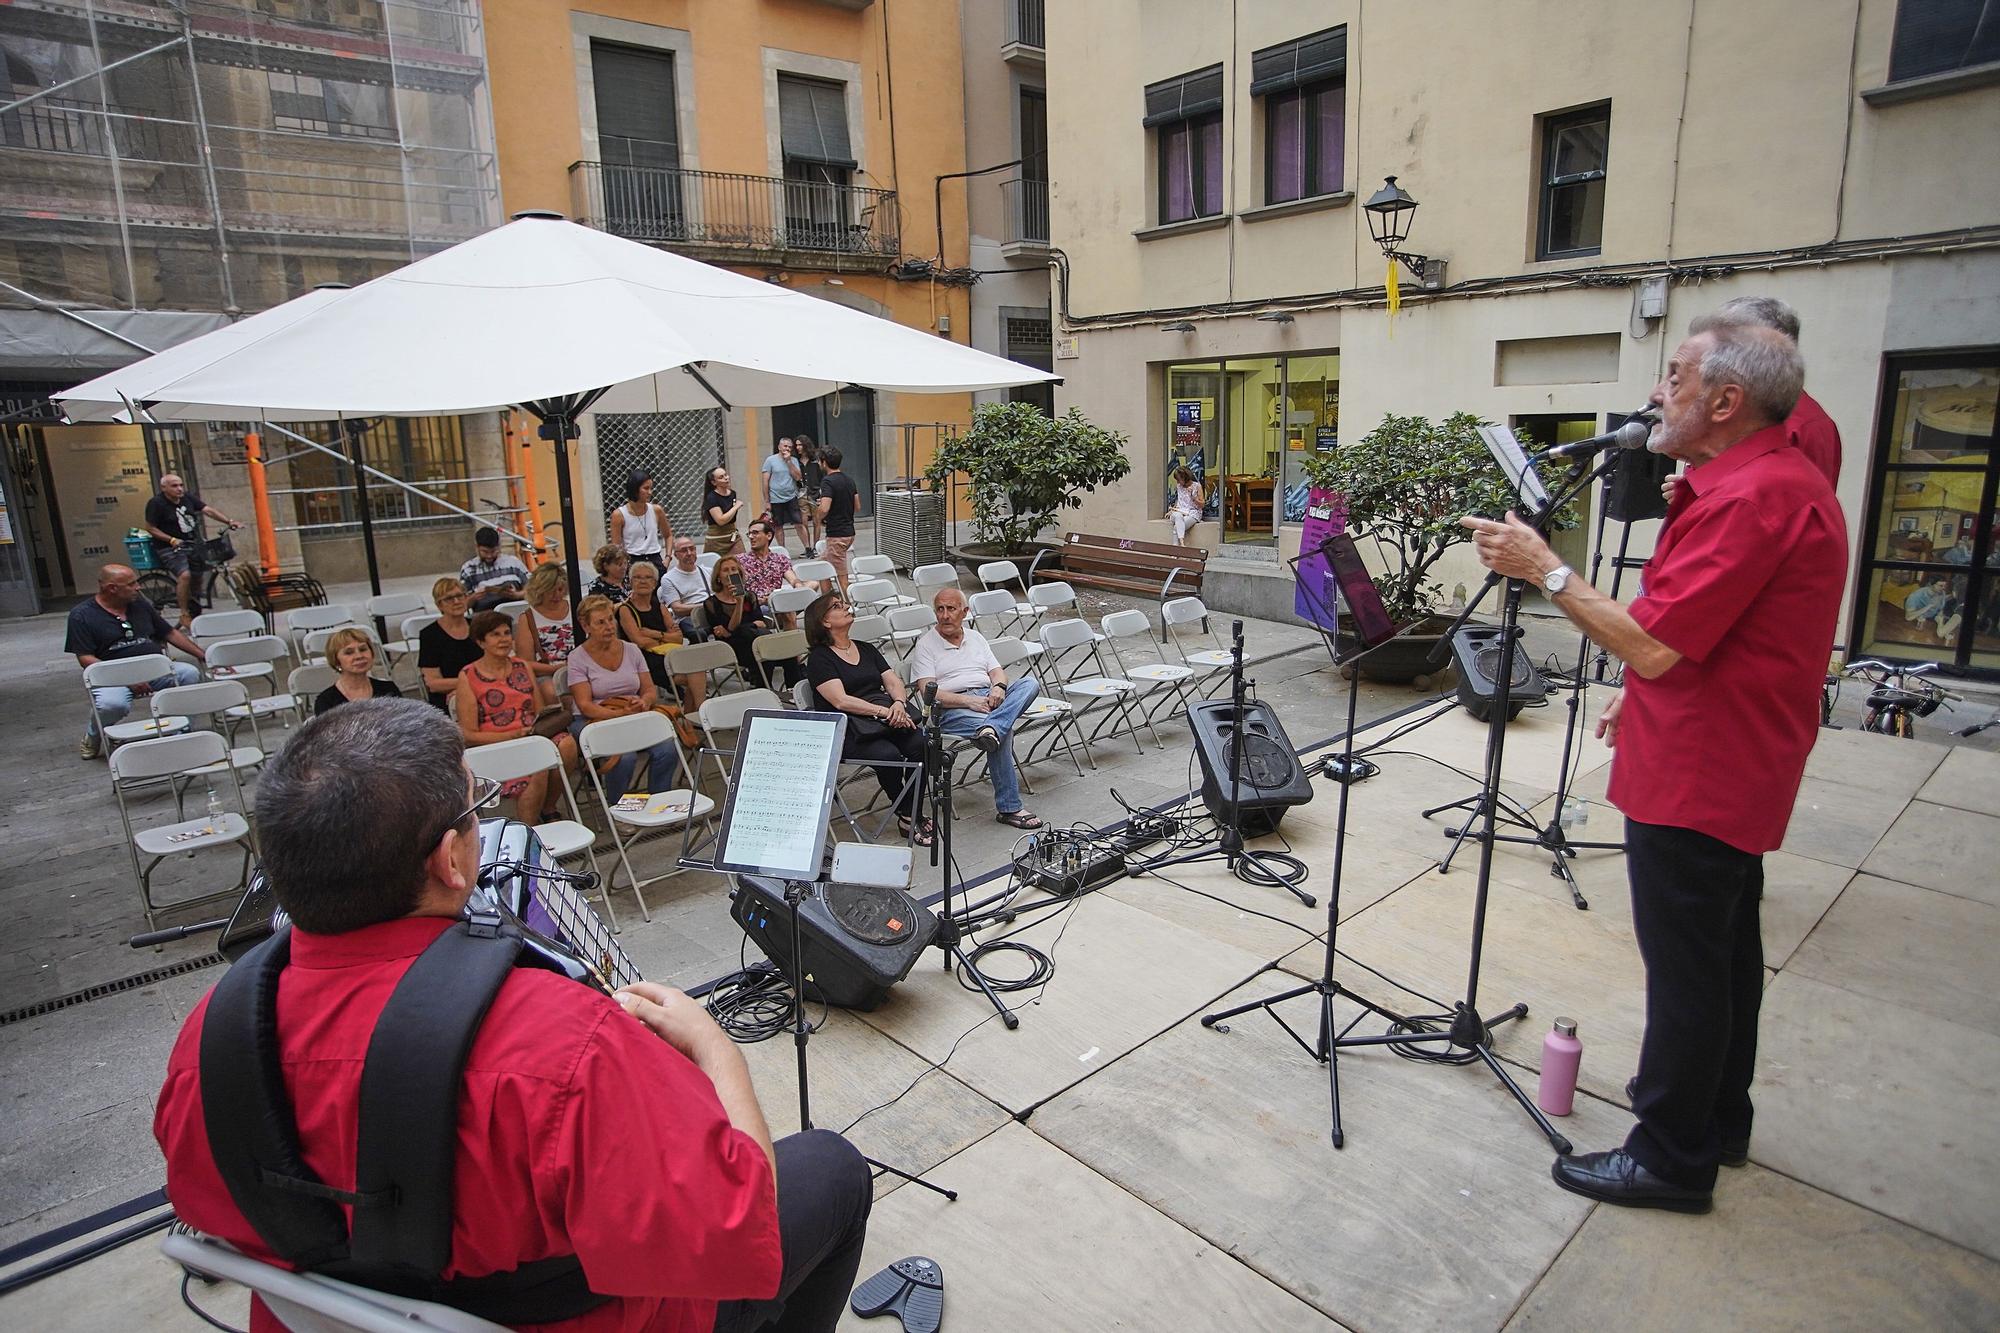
{"left": 616, "top": 559, "right": 690, "bottom": 695}
{"left": 568, "top": 595, "right": 681, "bottom": 806}
{"left": 454, "top": 611, "right": 576, "bottom": 820}
{"left": 153, "top": 698, "right": 872, "bottom": 1333}
{"left": 460, "top": 526, "right": 529, "bottom": 612}
{"left": 660, "top": 536, "right": 712, "bottom": 642}
{"left": 804, "top": 593, "right": 931, "bottom": 847}
{"left": 587, "top": 544, "right": 632, "bottom": 605}
{"left": 515, "top": 565, "right": 575, "bottom": 704}
{"left": 740, "top": 520, "right": 805, "bottom": 625}
{"left": 316, "top": 627, "right": 400, "bottom": 714}
{"left": 418, "top": 576, "right": 481, "bottom": 711}
{"left": 67, "top": 563, "right": 204, "bottom": 759}
{"left": 909, "top": 587, "right": 1044, "bottom": 829}
{"left": 705, "top": 554, "right": 780, "bottom": 686}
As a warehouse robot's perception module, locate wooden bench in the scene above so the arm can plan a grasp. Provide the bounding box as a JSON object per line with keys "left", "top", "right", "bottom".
{"left": 1030, "top": 532, "right": 1207, "bottom": 599}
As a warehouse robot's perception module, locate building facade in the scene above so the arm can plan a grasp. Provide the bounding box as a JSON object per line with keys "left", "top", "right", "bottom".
{"left": 483, "top": 0, "right": 978, "bottom": 557}
{"left": 1046, "top": 0, "right": 2000, "bottom": 677}
{"left": 0, "top": 0, "right": 505, "bottom": 610}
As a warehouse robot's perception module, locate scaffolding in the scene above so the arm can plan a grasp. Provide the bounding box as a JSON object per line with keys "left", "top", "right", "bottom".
{"left": 0, "top": 0, "right": 501, "bottom": 318}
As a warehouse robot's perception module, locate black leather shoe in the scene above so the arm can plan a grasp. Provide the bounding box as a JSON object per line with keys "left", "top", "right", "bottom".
{"left": 1623, "top": 1080, "right": 1749, "bottom": 1168}
{"left": 1551, "top": 1149, "right": 1713, "bottom": 1213}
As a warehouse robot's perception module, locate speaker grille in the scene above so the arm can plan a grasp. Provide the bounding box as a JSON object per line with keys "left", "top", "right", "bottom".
{"left": 1223, "top": 734, "right": 1295, "bottom": 788}
{"left": 1474, "top": 645, "right": 1533, "bottom": 689}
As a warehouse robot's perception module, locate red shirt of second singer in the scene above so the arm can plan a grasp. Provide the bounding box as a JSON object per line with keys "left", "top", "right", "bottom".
{"left": 154, "top": 916, "right": 782, "bottom": 1333}
{"left": 1609, "top": 423, "right": 1846, "bottom": 854}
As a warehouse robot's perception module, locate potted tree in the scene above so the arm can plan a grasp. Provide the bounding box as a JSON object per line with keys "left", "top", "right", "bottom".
{"left": 1300, "top": 411, "right": 1578, "bottom": 685}
{"left": 925, "top": 402, "right": 1133, "bottom": 559}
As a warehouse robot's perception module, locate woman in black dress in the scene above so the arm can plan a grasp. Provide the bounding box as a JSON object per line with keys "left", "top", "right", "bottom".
{"left": 316, "top": 627, "right": 401, "bottom": 714}
{"left": 615, "top": 559, "right": 682, "bottom": 692}
{"left": 803, "top": 592, "right": 931, "bottom": 846}
{"left": 704, "top": 554, "right": 778, "bottom": 685}
{"left": 417, "top": 576, "right": 481, "bottom": 710}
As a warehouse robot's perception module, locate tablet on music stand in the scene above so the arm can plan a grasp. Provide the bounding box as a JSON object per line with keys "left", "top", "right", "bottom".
{"left": 713, "top": 709, "right": 847, "bottom": 882}
{"left": 1476, "top": 423, "right": 1553, "bottom": 518}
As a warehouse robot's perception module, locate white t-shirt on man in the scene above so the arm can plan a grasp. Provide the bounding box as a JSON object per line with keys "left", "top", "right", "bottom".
{"left": 661, "top": 562, "right": 710, "bottom": 608}
{"left": 909, "top": 626, "right": 1001, "bottom": 697}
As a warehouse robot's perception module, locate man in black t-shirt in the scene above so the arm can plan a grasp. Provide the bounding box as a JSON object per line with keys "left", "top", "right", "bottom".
{"left": 66, "top": 563, "right": 206, "bottom": 758}
{"left": 815, "top": 447, "right": 860, "bottom": 590}
{"left": 143, "top": 473, "right": 240, "bottom": 628}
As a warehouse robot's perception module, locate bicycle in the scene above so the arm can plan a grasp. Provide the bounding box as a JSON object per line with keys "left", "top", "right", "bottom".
{"left": 1837, "top": 659, "right": 1960, "bottom": 739}
{"left": 137, "top": 534, "right": 239, "bottom": 615}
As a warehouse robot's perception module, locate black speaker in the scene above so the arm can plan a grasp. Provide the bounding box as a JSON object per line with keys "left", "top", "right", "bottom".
{"left": 1605, "top": 435, "right": 1675, "bottom": 522}
{"left": 730, "top": 876, "right": 937, "bottom": 1010}
{"left": 1188, "top": 700, "right": 1314, "bottom": 836}
{"left": 1451, "top": 626, "right": 1547, "bottom": 723}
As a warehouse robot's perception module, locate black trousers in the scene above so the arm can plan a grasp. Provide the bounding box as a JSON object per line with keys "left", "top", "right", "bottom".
{"left": 1622, "top": 817, "right": 1764, "bottom": 1191}
{"left": 713, "top": 1130, "right": 874, "bottom": 1333}
{"left": 845, "top": 730, "right": 927, "bottom": 818}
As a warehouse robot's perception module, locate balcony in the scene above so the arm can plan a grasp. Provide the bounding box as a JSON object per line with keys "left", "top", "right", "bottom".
{"left": 570, "top": 162, "right": 899, "bottom": 266}
{"left": 999, "top": 174, "right": 1049, "bottom": 258}
{"left": 1003, "top": 0, "right": 1044, "bottom": 67}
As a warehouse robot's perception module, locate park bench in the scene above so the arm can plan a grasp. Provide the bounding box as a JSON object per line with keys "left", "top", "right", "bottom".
{"left": 1030, "top": 532, "right": 1207, "bottom": 600}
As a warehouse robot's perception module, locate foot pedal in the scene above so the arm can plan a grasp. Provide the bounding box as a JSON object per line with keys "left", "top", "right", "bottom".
{"left": 850, "top": 1255, "right": 944, "bottom": 1332}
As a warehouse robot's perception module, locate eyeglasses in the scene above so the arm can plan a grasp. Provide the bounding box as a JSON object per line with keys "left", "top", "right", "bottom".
{"left": 445, "top": 776, "right": 503, "bottom": 838}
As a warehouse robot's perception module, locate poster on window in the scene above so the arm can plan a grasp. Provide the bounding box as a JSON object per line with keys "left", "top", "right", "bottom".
{"left": 1293, "top": 487, "right": 1348, "bottom": 631}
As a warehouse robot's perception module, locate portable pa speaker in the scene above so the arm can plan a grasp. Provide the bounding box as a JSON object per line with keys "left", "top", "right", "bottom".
{"left": 730, "top": 876, "right": 937, "bottom": 1010}
{"left": 1188, "top": 700, "right": 1314, "bottom": 836}
{"left": 1605, "top": 432, "right": 1674, "bottom": 522}
{"left": 1451, "top": 626, "right": 1548, "bottom": 722}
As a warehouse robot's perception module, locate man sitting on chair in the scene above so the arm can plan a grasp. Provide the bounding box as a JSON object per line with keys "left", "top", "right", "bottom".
{"left": 67, "top": 562, "right": 205, "bottom": 759}
{"left": 154, "top": 699, "right": 874, "bottom": 1333}
{"left": 908, "top": 587, "right": 1044, "bottom": 830}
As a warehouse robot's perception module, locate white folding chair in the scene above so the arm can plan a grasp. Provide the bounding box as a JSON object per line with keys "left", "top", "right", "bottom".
{"left": 850, "top": 613, "right": 891, "bottom": 647}
{"left": 1040, "top": 616, "right": 1154, "bottom": 754}
{"left": 697, "top": 688, "right": 787, "bottom": 768}
{"left": 793, "top": 558, "right": 837, "bottom": 587}
{"left": 663, "top": 639, "right": 742, "bottom": 706}
{"left": 111, "top": 732, "right": 256, "bottom": 927}
{"left": 284, "top": 602, "right": 358, "bottom": 658}
{"left": 1162, "top": 595, "right": 1235, "bottom": 698}
{"left": 992, "top": 636, "right": 1089, "bottom": 778}
{"left": 288, "top": 664, "right": 338, "bottom": 715}
{"left": 579, "top": 712, "right": 716, "bottom": 917}
{"left": 977, "top": 560, "right": 1044, "bottom": 635}
{"left": 192, "top": 608, "right": 276, "bottom": 691}
{"left": 163, "top": 1231, "right": 506, "bottom": 1333}
{"left": 464, "top": 736, "right": 613, "bottom": 929}
{"left": 402, "top": 612, "right": 441, "bottom": 642}
{"left": 912, "top": 562, "right": 957, "bottom": 601}
{"left": 846, "top": 578, "right": 900, "bottom": 615}
{"left": 752, "top": 628, "right": 807, "bottom": 693}
{"left": 1100, "top": 608, "right": 1198, "bottom": 728}
{"left": 83, "top": 655, "right": 192, "bottom": 754}
{"left": 697, "top": 551, "right": 721, "bottom": 577}
{"left": 769, "top": 585, "right": 820, "bottom": 620}
{"left": 208, "top": 636, "right": 304, "bottom": 729}
{"left": 849, "top": 553, "right": 915, "bottom": 606}
{"left": 302, "top": 624, "right": 385, "bottom": 661}
{"left": 885, "top": 604, "right": 936, "bottom": 657}
{"left": 367, "top": 592, "right": 427, "bottom": 671}
{"left": 1026, "top": 579, "right": 1102, "bottom": 669}
{"left": 151, "top": 680, "right": 266, "bottom": 787}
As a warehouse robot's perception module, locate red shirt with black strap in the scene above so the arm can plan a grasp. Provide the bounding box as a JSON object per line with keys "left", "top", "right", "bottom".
{"left": 1608, "top": 424, "right": 1847, "bottom": 854}
{"left": 1787, "top": 389, "right": 1842, "bottom": 489}
{"left": 154, "top": 916, "right": 781, "bottom": 1333}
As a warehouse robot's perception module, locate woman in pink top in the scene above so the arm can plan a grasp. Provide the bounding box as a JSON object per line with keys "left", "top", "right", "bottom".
{"left": 568, "top": 595, "right": 682, "bottom": 804}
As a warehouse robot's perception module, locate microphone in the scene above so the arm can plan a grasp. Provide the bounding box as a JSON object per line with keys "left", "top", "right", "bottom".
{"left": 1536, "top": 417, "right": 1653, "bottom": 463}
{"left": 922, "top": 681, "right": 938, "bottom": 710}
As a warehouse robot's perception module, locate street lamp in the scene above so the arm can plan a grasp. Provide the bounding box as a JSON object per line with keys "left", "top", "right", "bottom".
{"left": 1363, "top": 176, "right": 1436, "bottom": 284}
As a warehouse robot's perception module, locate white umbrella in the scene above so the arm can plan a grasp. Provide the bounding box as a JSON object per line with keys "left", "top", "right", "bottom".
{"left": 56, "top": 212, "right": 1056, "bottom": 602}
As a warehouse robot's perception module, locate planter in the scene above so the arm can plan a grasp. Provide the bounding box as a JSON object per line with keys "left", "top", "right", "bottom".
{"left": 1336, "top": 613, "right": 1457, "bottom": 690}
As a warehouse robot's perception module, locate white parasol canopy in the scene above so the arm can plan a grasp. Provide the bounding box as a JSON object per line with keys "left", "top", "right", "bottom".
{"left": 56, "top": 212, "right": 1054, "bottom": 423}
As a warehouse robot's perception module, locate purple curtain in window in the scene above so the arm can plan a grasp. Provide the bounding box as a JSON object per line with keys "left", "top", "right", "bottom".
{"left": 1270, "top": 94, "right": 1304, "bottom": 202}
{"left": 1164, "top": 123, "right": 1193, "bottom": 221}
{"left": 1317, "top": 87, "right": 1344, "bottom": 195}
{"left": 1199, "top": 116, "right": 1223, "bottom": 215}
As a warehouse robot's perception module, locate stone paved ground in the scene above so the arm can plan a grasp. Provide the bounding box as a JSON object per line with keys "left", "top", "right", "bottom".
{"left": 2, "top": 552, "right": 1996, "bottom": 1331}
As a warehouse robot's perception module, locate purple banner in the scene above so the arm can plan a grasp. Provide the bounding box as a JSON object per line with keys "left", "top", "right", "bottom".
{"left": 1293, "top": 488, "right": 1347, "bottom": 631}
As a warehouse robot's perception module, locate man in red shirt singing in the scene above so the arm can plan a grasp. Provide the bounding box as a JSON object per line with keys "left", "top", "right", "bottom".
{"left": 154, "top": 699, "right": 873, "bottom": 1331}
{"left": 1463, "top": 314, "right": 1846, "bottom": 1213}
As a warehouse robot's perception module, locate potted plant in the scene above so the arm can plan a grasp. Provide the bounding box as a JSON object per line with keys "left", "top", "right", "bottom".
{"left": 1300, "top": 411, "right": 1578, "bottom": 685}
{"left": 925, "top": 402, "right": 1132, "bottom": 559}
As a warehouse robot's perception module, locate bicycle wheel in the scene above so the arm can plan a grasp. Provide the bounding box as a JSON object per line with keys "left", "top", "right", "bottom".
{"left": 137, "top": 569, "right": 177, "bottom": 608}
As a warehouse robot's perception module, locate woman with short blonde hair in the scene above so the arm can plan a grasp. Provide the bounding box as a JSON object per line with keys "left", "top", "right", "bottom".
{"left": 317, "top": 627, "right": 398, "bottom": 713}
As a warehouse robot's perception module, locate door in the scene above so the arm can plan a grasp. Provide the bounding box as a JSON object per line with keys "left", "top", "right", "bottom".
{"left": 773, "top": 391, "right": 877, "bottom": 519}
{"left": 0, "top": 427, "right": 40, "bottom": 616}
{"left": 591, "top": 43, "right": 683, "bottom": 238}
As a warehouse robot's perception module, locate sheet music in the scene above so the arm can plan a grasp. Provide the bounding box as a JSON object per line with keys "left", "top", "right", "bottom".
{"left": 717, "top": 712, "right": 843, "bottom": 880}
{"left": 1476, "top": 423, "right": 1552, "bottom": 516}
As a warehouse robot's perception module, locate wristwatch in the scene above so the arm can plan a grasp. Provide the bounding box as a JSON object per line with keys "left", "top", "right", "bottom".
{"left": 1542, "top": 564, "right": 1575, "bottom": 596}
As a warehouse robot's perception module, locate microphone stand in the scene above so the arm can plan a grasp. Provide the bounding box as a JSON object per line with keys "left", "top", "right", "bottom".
{"left": 920, "top": 681, "right": 1020, "bottom": 1029}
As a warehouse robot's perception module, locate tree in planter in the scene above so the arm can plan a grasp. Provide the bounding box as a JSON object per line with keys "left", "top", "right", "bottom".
{"left": 925, "top": 402, "right": 1133, "bottom": 555}
{"left": 1300, "top": 411, "right": 1579, "bottom": 625}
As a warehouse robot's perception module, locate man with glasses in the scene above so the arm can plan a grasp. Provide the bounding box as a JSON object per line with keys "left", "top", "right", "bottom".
{"left": 66, "top": 562, "right": 205, "bottom": 759}
{"left": 661, "top": 536, "right": 712, "bottom": 641}
{"left": 154, "top": 699, "right": 874, "bottom": 1332}
{"left": 908, "top": 586, "right": 1044, "bottom": 830}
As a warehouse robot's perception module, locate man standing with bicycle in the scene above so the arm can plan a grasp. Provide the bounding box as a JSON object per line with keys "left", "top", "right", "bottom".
{"left": 144, "top": 472, "right": 240, "bottom": 630}
{"left": 1462, "top": 312, "right": 1845, "bottom": 1215}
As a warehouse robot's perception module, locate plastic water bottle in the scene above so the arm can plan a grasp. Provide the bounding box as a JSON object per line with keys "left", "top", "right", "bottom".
{"left": 205, "top": 784, "right": 225, "bottom": 829}
{"left": 1538, "top": 1017, "right": 1582, "bottom": 1116}
{"left": 1559, "top": 797, "right": 1589, "bottom": 830}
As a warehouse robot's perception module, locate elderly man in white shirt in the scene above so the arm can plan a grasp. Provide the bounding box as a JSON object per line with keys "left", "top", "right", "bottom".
{"left": 908, "top": 586, "right": 1044, "bottom": 829}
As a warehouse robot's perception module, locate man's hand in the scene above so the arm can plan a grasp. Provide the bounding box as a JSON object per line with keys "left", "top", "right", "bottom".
{"left": 959, "top": 695, "right": 992, "bottom": 713}
{"left": 1595, "top": 691, "right": 1625, "bottom": 748}
{"left": 1460, "top": 511, "right": 1560, "bottom": 583}
{"left": 1661, "top": 474, "right": 1681, "bottom": 508}
{"left": 615, "top": 982, "right": 734, "bottom": 1064}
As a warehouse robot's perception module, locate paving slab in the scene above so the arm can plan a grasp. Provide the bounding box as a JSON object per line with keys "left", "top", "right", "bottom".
{"left": 1790, "top": 874, "right": 2000, "bottom": 1038}
{"left": 0, "top": 1226, "right": 242, "bottom": 1331}
{"left": 1034, "top": 989, "right": 1631, "bottom": 1333}
{"left": 1779, "top": 775, "right": 1910, "bottom": 869}
{"left": 1802, "top": 723, "right": 1949, "bottom": 795}
{"left": 1506, "top": 1162, "right": 2000, "bottom": 1332}
{"left": 851, "top": 890, "right": 1272, "bottom": 1116}
{"left": 1859, "top": 800, "right": 2000, "bottom": 908}
{"left": 1917, "top": 745, "right": 2000, "bottom": 817}
{"left": 1753, "top": 971, "right": 2000, "bottom": 1262}
{"left": 834, "top": 1122, "right": 1342, "bottom": 1333}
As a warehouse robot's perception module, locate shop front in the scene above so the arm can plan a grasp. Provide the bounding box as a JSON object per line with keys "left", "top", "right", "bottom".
{"left": 1162, "top": 352, "right": 1338, "bottom": 546}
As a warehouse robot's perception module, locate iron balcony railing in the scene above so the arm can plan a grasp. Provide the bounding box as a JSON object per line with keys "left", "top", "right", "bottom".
{"left": 1007, "top": 0, "right": 1045, "bottom": 50}
{"left": 1000, "top": 175, "right": 1049, "bottom": 247}
{"left": 570, "top": 162, "right": 899, "bottom": 258}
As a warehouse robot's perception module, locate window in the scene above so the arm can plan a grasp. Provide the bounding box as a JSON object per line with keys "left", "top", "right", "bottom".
{"left": 267, "top": 72, "right": 395, "bottom": 140}
{"left": 1537, "top": 104, "right": 1609, "bottom": 260}
{"left": 778, "top": 74, "right": 856, "bottom": 250}
{"left": 1004, "top": 311, "right": 1054, "bottom": 416}
{"left": 1888, "top": 0, "right": 2000, "bottom": 82}
{"left": 1016, "top": 87, "right": 1049, "bottom": 244}
{"left": 288, "top": 417, "right": 472, "bottom": 530}
{"left": 1252, "top": 28, "right": 1346, "bottom": 204}
{"left": 1144, "top": 65, "right": 1224, "bottom": 224}
{"left": 591, "top": 42, "right": 682, "bottom": 237}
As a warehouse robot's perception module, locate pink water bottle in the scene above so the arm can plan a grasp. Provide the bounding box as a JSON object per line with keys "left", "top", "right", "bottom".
{"left": 1538, "top": 1017, "right": 1582, "bottom": 1116}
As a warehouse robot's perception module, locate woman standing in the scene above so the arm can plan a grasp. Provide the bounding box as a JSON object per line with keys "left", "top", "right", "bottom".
{"left": 1166, "top": 466, "right": 1205, "bottom": 547}
{"left": 315, "top": 627, "right": 401, "bottom": 714}
{"left": 514, "top": 564, "right": 573, "bottom": 709}
{"left": 567, "top": 595, "right": 681, "bottom": 806}
{"left": 587, "top": 543, "right": 631, "bottom": 605}
{"left": 610, "top": 471, "right": 670, "bottom": 573}
{"left": 796, "top": 435, "right": 825, "bottom": 552}
{"left": 803, "top": 593, "right": 931, "bottom": 846}
{"left": 704, "top": 553, "right": 778, "bottom": 686}
{"left": 455, "top": 611, "right": 578, "bottom": 820}
{"left": 702, "top": 466, "right": 745, "bottom": 556}
{"left": 418, "top": 576, "right": 480, "bottom": 710}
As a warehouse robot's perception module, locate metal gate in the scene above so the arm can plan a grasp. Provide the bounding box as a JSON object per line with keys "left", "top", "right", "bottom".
{"left": 594, "top": 410, "right": 726, "bottom": 543}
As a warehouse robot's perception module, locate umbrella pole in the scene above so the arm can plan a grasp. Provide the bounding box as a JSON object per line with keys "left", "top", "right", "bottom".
{"left": 342, "top": 412, "right": 384, "bottom": 599}
{"left": 543, "top": 412, "right": 586, "bottom": 625}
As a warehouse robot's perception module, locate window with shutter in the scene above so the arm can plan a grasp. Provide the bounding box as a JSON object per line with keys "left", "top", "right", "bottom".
{"left": 778, "top": 75, "right": 856, "bottom": 249}
{"left": 591, "top": 43, "right": 683, "bottom": 239}
{"left": 1252, "top": 29, "right": 1345, "bottom": 205}
{"left": 1145, "top": 65, "right": 1225, "bottom": 224}
{"left": 1888, "top": 0, "right": 2000, "bottom": 82}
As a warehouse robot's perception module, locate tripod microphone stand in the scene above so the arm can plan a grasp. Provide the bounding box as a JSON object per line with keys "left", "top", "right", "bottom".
{"left": 918, "top": 681, "right": 1020, "bottom": 1029}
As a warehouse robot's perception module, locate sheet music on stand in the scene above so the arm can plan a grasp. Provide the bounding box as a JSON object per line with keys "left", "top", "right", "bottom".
{"left": 712, "top": 709, "right": 847, "bottom": 882}
{"left": 1476, "top": 423, "right": 1554, "bottom": 519}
